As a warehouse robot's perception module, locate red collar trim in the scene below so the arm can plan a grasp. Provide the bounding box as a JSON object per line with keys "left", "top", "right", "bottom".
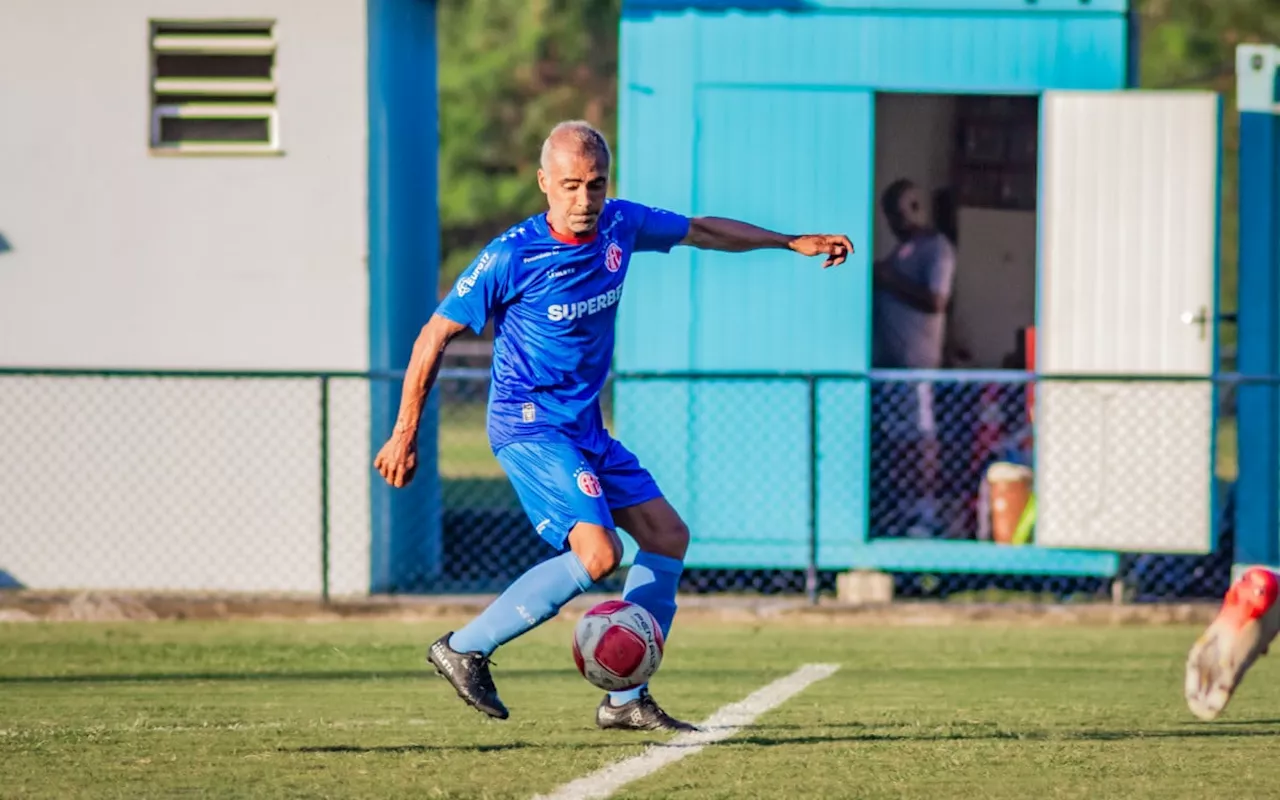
{"left": 546, "top": 215, "right": 597, "bottom": 245}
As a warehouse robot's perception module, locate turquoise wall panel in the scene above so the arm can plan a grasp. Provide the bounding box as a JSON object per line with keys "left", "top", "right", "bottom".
{"left": 614, "top": 14, "right": 697, "bottom": 373}
{"left": 615, "top": 379, "right": 813, "bottom": 568}
{"left": 816, "top": 378, "right": 870, "bottom": 568}
{"left": 692, "top": 87, "right": 873, "bottom": 373}
{"left": 611, "top": 379, "right": 694, "bottom": 564}
{"left": 617, "top": 377, "right": 874, "bottom": 570}
{"left": 693, "top": 12, "right": 1126, "bottom": 92}
{"left": 625, "top": 1, "right": 1128, "bottom": 13}
{"left": 687, "top": 380, "right": 812, "bottom": 567}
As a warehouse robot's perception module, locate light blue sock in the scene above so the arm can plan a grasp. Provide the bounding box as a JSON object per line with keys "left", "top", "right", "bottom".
{"left": 609, "top": 551, "right": 683, "bottom": 706}
{"left": 449, "top": 551, "right": 595, "bottom": 657}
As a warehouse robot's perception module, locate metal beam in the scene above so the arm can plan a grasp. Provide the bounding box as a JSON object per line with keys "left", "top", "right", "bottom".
{"left": 1234, "top": 45, "right": 1280, "bottom": 578}
{"left": 367, "top": 0, "right": 441, "bottom": 593}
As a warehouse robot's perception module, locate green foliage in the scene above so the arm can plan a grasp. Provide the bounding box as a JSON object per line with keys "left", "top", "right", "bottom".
{"left": 1140, "top": 0, "right": 1280, "bottom": 87}
{"left": 436, "top": 0, "right": 621, "bottom": 291}
{"left": 1139, "top": 0, "right": 1280, "bottom": 352}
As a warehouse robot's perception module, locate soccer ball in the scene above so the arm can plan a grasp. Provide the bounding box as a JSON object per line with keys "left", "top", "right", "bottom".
{"left": 572, "top": 600, "right": 664, "bottom": 691}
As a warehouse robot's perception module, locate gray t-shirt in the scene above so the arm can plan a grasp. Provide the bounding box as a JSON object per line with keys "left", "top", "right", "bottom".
{"left": 872, "top": 232, "right": 955, "bottom": 369}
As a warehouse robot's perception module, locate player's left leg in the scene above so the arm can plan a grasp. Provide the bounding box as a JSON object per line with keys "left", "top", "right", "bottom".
{"left": 590, "top": 438, "right": 696, "bottom": 732}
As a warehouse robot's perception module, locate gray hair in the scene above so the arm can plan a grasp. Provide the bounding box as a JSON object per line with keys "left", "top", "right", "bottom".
{"left": 540, "top": 120, "right": 612, "bottom": 172}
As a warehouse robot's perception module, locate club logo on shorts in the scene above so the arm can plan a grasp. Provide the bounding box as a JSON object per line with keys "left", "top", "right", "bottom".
{"left": 575, "top": 468, "right": 603, "bottom": 498}
{"left": 604, "top": 242, "right": 624, "bottom": 273}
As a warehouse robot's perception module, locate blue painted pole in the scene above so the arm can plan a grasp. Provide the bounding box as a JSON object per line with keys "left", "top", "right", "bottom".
{"left": 1234, "top": 45, "right": 1280, "bottom": 577}
{"left": 367, "top": 0, "right": 441, "bottom": 593}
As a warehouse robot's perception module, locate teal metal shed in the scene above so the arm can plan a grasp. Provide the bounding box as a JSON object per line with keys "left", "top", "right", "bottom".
{"left": 612, "top": 0, "right": 1225, "bottom": 584}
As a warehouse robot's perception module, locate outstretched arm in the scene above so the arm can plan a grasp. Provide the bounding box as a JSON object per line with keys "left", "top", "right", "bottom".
{"left": 374, "top": 313, "right": 468, "bottom": 488}
{"left": 680, "top": 216, "right": 854, "bottom": 268}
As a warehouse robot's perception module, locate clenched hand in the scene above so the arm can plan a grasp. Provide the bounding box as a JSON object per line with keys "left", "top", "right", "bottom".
{"left": 789, "top": 234, "right": 855, "bottom": 268}
{"left": 374, "top": 433, "right": 418, "bottom": 488}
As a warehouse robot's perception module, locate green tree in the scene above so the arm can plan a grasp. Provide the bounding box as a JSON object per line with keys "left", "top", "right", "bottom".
{"left": 1139, "top": 0, "right": 1280, "bottom": 357}
{"left": 436, "top": 0, "right": 621, "bottom": 294}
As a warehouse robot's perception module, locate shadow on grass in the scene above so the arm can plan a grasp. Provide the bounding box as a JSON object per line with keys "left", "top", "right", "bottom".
{"left": 293, "top": 743, "right": 563, "bottom": 754}
{"left": 285, "top": 720, "right": 1280, "bottom": 756}
{"left": 0, "top": 667, "right": 786, "bottom": 686}
{"left": 290, "top": 738, "right": 696, "bottom": 755}
{"left": 0, "top": 669, "right": 541, "bottom": 685}
{"left": 725, "top": 724, "right": 1280, "bottom": 747}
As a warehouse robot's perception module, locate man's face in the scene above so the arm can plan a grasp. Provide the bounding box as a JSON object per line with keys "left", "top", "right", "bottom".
{"left": 888, "top": 185, "right": 927, "bottom": 238}
{"left": 538, "top": 149, "right": 609, "bottom": 235}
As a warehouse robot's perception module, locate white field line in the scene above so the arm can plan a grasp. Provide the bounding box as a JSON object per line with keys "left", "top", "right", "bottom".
{"left": 532, "top": 662, "right": 841, "bottom": 800}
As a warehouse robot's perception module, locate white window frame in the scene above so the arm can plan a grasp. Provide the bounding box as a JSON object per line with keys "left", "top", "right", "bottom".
{"left": 151, "top": 104, "right": 280, "bottom": 155}
{"left": 148, "top": 19, "right": 281, "bottom": 156}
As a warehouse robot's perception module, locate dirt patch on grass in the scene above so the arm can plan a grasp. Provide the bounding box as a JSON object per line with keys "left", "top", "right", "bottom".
{"left": 0, "top": 589, "right": 1222, "bottom": 627}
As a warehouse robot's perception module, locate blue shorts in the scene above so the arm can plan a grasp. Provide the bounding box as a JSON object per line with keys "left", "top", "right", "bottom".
{"left": 496, "top": 437, "right": 663, "bottom": 551}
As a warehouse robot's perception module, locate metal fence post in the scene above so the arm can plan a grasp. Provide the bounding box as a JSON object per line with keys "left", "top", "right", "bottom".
{"left": 1235, "top": 44, "right": 1280, "bottom": 577}
{"left": 319, "top": 374, "right": 331, "bottom": 604}
{"left": 806, "top": 375, "right": 819, "bottom": 605}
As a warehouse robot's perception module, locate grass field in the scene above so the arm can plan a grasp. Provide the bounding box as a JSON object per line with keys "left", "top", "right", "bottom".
{"left": 4, "top": 617, "right": 1280, "bottom": 799}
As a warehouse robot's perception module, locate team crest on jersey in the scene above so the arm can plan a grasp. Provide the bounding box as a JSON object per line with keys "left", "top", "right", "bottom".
{"left": 604, "top": 242, "right": 624, "bottom": 273}
{"left": 575, "top": 467, "right": 603, "bottom": 498}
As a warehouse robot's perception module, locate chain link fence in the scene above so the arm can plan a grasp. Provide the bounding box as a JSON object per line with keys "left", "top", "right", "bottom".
{"left": 0, "top": 371, "right": 374, "bottom": 598}
{"left": 0, "top": 367, "right": 1250, "bottom": 604}
{"left": 865, "top": 373, "right": 1237, "bottom": 602}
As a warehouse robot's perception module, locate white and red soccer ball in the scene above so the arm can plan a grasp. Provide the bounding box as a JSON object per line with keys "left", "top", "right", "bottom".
{"left": 572, "top": 600, "right": 664, "bottom": 691}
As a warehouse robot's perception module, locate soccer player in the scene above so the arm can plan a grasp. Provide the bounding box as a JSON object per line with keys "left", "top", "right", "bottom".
{"left": 374, "top": 120, "right": 853, "bottom": 732}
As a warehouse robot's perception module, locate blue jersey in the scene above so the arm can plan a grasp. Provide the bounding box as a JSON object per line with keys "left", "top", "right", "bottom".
{"left": 436, "top": 198, "right": 690, "bottom": 453}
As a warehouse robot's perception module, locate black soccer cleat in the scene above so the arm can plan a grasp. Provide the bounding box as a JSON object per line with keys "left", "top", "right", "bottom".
{"left": 595, "top": 689, "right": 698, "bottom": 733}
{"left": 426, "top": 633, "right": 509, "bottom": 720}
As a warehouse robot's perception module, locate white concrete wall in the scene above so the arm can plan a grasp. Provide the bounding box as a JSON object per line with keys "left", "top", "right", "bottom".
{"left": 0, "top": 0, "right": 369, "bottom": 371}
{"left": 0, "top": 0, "right": 373, "bottom": 595}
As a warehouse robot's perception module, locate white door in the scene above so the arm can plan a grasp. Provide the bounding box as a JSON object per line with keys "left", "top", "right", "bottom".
{"left": 1035, "top": 90, "right": 1220, "bottom": 553}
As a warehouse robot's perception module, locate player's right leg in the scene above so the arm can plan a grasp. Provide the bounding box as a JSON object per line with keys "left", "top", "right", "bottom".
{"left": 427, "top": 441, "right": 621, "bottom": 720}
